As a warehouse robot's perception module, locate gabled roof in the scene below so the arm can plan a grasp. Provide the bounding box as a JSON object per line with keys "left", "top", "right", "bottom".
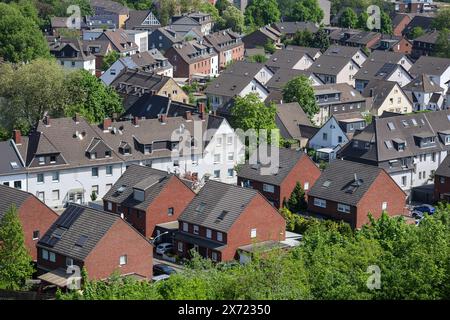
{"left": 355, "top": 61, "right": 409, "bottom": 81}
{"left": 413, "top": 30, "right": 442, "bottom": 45}
{"left": 103, "top": 164, "right": 178, "bottom": 211}
{"left": 367, "top": 50, "right": 412, "bottom": 66}
{"left": 272, "top": 21, "right": 319, "bottom": 35}
{"left": 361, "top": 79, "right": 399, "bottom": 112}
{"left": 402, "top": 74, "right": 443, "bottom": 93}
{"left": 125, "top": 10, "right": 161, "bottom": 30}
{"left": 100, "top": 29, "right": 139, "bottom": 53}
{"left": 323, "top": 45, "right": 365, "bottom": 59}
{"left": 266, "top": 49, "right": 313, "bottom": 70}
{"left": 266, "top": 68, "right": 323, "bottom": 90}
{"left": 308, "top": 55, "right": 356, "bottom": 76}
{"left": 90, "top": 0, "right": 129, "bottom": 15}
{"left": 314, "top": 83, "right": 366, "bottom": 103}
{"left": 237, "top": 147, "right": 308, "bottom": 185}
{"left": 0, "top": 185, "right": 32, "bottom": 220}
{"left": 345, "top": 31, "right": 381, "bottom": 45}
{"left": 204, "top": 29, "right": 242, "bottom": 52}
{"left": 169, "top": 40, "right": 216, "bottom": 64}
{"left": 275, "top": 102, "right": 314, "bottom": 140}
{"left": 37, "top": 204, "right": 126, "bottom": 261}
{"left": 0, "top": 140, "right": 26, "bottom": 176}
{"left": 410, "top": 56, "right": 450, "bottom": 78}
{"left": 178, "top": 180, "right": 260, "bottom": 233}
{"left": 436, "top": 155, "right": 450, "bottom": 178}
{"left": 285, "top": 45, "right": 321, "bottom": 59}
{"left": 123, "top": 94, "right": 196, "bottom": 119}
{"left": 308, "top": 160, "right": 388, "bottom": 205}
{"left": 404, "top": 15, "right": 433, "bottom": 34}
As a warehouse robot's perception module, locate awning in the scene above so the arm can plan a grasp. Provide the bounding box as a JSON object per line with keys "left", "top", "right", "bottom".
{"left": 38, "top": 268, "right": 81, "bottom": 288}
{"left": 175, "top": 232, "right": 227, "bottom": 251}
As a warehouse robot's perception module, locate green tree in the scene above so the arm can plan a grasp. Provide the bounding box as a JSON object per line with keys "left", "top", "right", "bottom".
{"left": 65, "top": 70, "right": 124, "bottom": 123}
{"left": 215, "top": 0, "right": 231, "bottom": 14}
{"left": 264, "top": 39, "right": 276, "bottom": 54}
{"left": 409, "top": 26, "right": 425, "bottom": 39}
{"left": 102, "top": 51, "right": 120, "bottom": 71}
{"left": 435, "top": 29, "right": 450, "bottom": 59}
{"left": 380, "top": 11, "right": 393, "bottom": 35}
{"left": 231, "top": 93, "right": 277, "bottom": 133}
{"left": 244, "top": 0, "right": 281, "bottom": 29}
{"left": 0, "top": 59, "right": 68, "bottom": 135}
{"left": 291, "top": 29, "right": 314, "bottom": 47}
{"left": 282, "top": 75, "right": 318, "bottom": 119}
{"left": 248, "top": 54, "right": 268, "bottom": 63}
{"left": 312, "top": 27, "right": 330, "bottom": 50}
{"left": 357, "top": 11, "right": 369, "bottom": 30}
{"left": 221, "top": 5, "right": 245, "bottom": 33}
{"left": 291, "top": 0, "right": 324, "bottom": 23}
{"left": 432, "top": 8, "right": 450, "bottom": 31}
{"left": 0, "top": 2, "right": 50, "bottom": 63}
{"left": 199, "top": 1, "right": 222, "bottom": 25}
{"left": 277, "top": 0, "right": 296, "bottom": 19}
{"left": 339, "top": 8, "right": 358, "bottom": 28}
{"left": 0, "top": 205, "right": 34, "bottom": 290}
{"left": 286, "top": 182, "right": 307, "bottom": 213}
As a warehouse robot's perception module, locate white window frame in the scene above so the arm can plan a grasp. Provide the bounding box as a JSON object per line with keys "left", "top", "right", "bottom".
{"left": 217, "top": 232, "right": 223, "bottom": 242}
{"left": 337, "top": 203, "right": 350, "bottom": 213}
{"left": 119, "top": 255, "right": 127, "bottom": 266}
{"left": 382, "top": 202, "right": 388, "bottom": 210}
{"left": 206, "top": 229, "right": 212, "bottom": 239}
{"left": 314, "top": 198, "right": 326, "bottom": 208}
{"left": 263, "top": 183, "right": 275, "bottom": 193}
{"left": 183, "top": 222, "right": 188, "bottom": 232}
{"left": 193, "top": 225, "right": 199, "bottom": 235}
{"left": 250, "top": 228, "right": 257, "bottom": 238}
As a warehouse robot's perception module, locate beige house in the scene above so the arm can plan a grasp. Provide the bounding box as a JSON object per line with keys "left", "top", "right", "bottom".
{"left": 308, "top": 55, "right": 360, "bottom": 87}
{"left": 362, "top": 79, "right": 413, "bottom": 116}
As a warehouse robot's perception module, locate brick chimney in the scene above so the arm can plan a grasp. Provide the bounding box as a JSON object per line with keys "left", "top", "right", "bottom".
{"left": 198, "top": 102, "right": 206, "bottom": 119}
{"left": 103, "top": 118, "right": 112, "bottom": 131}
{"left": 132, "top": 116, "right": 139, "bottom": 126}
{"left": 12, "top": 130, "right": 22, "bottom": 145}
{"left": 184, "top": 111, "right": 193, "bottom": 121}
{"left": 159, "top": 114, "right": 167, "bottom": 123}
{"left": 43, "top": 115, "right": 50, "bottom": 126}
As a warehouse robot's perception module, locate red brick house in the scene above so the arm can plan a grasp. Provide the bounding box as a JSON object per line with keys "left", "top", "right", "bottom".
{"left": 307, "top": 160, "right": 407, "bottom": 229}
{"left": 0, "top": 185, "right": 58, "bottom": 261}
{"left": 204, "top": 29, "right": 244, "bottom": 70}
{"left": 103, "top": 164, "right": 195, "bottom": 240}
{"left": 164, "top": 40, "right": 218, "bottom": 79}
{"left": 434, "top": 155, "right": 450, "bottom": 203}
{"left": 175, "top": 180, "right": 286, "bottom": 262}
{"left": 392, "top": 14, "right": 411, "bottom": 37}
{"left": 237, "top": 148, "right": 321, "bottom": 209}
{"left": 37, "top": 204, "right": 153, "bottom": 286}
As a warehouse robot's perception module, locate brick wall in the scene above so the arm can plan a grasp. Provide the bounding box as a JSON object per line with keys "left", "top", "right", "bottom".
{"left": 435, "top": 175, "right": 450, "bottom": 202}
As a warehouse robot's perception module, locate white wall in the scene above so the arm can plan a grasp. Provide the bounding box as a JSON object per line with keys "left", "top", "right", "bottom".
{"left": 293, "top": 55, "right": 314, "bottom": 70}
{"left": 309, "top": 117, "right": 348, "bottom": 150}
{"left": 0, "top": 174, "right": 27, "bottom": 191}
{"left": 59, "top": 59, "right": 96, "bottom": 75}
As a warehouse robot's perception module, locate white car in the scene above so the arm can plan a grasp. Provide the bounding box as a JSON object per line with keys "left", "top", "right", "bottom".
{"left": 156, "top": 243, "right": 173, "bottom": 255}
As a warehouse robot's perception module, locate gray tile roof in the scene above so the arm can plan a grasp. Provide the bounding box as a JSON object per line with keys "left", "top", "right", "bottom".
{"left": 0, "top": 184, "right": 32, "bottom": 220}
{"left": 410, "top": 56, "right": 450, "bottom": 78}
{"left": 367, "top": 50, "right": 411, "bottom": 66}
{"left": 275, "top": 102, "right": 315, "bottom": 140}
{"left": 125, "top": 10, "right": 161, "bottom": 30}
{"left": 0, "top": 140, "right": 26, "bottom": 176}
{"left": 308, "top": 159, "right": 385, "bottom": 205}
{"left": 272, "top": 21, "right": 319, "bottom": 35}
{"left": 37, "top": 204, "right": 125, "bottom": 261}
{"left": 90, "top": 0, "right": 129, "bottom": 15}
{"left": 266, "top": 68, "right": 321, "bottom": 90}
{"left": 103, "top": 164, "right": 180, "bottom": 211}
{"left": 323, "top": 45, "right": 365, "bottom": 59}
{"left": 237, "top": 147, "right": 308, "bottom": 185}
{"left": 361, "top": 79, "right": 398, "bottom": 112}
{"left": 169, "top": 40, "right": 216, "bottom": 64}
{"left": 402, "top": 74, "right": 443, "bottom": 93}
{"left": 266, "top": 49, "right": 313, "bottom": 71}
{"left": 123, "top": 94, "right": 196, "bottom": 119}
{"left": 204, "top": 29, "right": 242, "bottom": 53}
{"left": 436, "top": 155, "right": 450, "bottom": 178}
{"left": 178, "top": 180, "right": 259, "bottom": 233}
{"left": 284, "top": 45, "right": 321, "bottom": 59}
{"left": 314, "top": 83, "right": 366, "bottom": 104}
{"left": 355, "top": 61, "right": 406, "bottom": 81}
{"left": 308, "top": 55, "right": 354, "bottom": 76}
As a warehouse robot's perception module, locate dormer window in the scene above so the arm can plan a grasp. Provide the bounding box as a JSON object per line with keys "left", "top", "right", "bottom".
{"left": 90, "top": 153, "right": 97, "bottom": 159}
{"left": 50, "top": 155, "right": 56, "bottom": 163}
{"left": 105, "top": 151, "right": 111, "bottom": 158}
{"left": 38, "top": 157, "right": 45, "bottom": 165}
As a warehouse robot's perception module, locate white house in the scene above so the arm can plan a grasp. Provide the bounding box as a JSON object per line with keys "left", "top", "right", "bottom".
{"left": 308, "top": 116, "right": 349, "bottom": 161}
{"left": 410, "top": 56, "right": 450, "bottom": 91}
{"left": 402, "top": 75, "right": 445, "bottom": 111}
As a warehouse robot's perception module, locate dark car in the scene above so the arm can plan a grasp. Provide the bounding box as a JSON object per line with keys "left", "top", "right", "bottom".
{"left": 414, "top": 204, "right": 435, "bottom": 215}
{"left": 153, "top": 263, "right": 177, "bottom": 276}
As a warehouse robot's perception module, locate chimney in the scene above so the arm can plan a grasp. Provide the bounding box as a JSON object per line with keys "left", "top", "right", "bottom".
{"left": 198, "top": 102, "right": 206, "bottom": 119}
{"left": 43, "top": 115, "right": 50, "bottom": 126}
{"left": 132, "top": 116, "right": 139, "bottom": 126}
{"left": 184, "top": 111, "right": 193, "bottom": 121}
{"left": 159, "top": 114, "right": 167, "bottom": 123}
{"left": 103, "top": 118, "right": 112, "bottom": 131}
{"left": 74, "top": 113, "right": 80, "bottom": 123}
{"left": 13, "top": 130, "right": 22, "bottom": 145}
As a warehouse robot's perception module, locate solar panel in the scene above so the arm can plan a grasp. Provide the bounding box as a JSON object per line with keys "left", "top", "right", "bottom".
{"left": 75, "top": 235, "right": 88, "bottom": 247}
{"left": 52, "top": 227, "right": 65, "bottom": 239}
{"left": 58, "top": 205, "right": 82, "bottom": 229}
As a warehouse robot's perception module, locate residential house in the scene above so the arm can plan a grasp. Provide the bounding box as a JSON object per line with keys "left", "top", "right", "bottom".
{"left": 272, "top": 21, "right": 319, "bottom": 40}
{"left": 366, "top": 51, "right": 413, "bottom": 71}
{"left": 307, "top": 160, "right": 407, "bottom": 229}
{"left": 50, "top": 17, "right": 86, "bottom": 36}
{"left": 328, "top": 28, "right": 361, "bottom": 45}
{"left": 171, "top": 12, "right": 214, "bottom": 36}
{"left": 411, "top": 30, "right": 442, "bottom": 58}
{"left": 37, "top": 204, "right": 153, "bottom": 286}
{"left": 403, "top": 15, "right": 434, "bottom": 38}
{"left": 372, "top": 35, "right": 412, "bottom": 54}
{"left": 125, "top": 10, "right": 161, "bottom": 33}
{"left": 83, "top": 29, "right": 139, "bottom": 57}
{"left": 124, "top": 30, "right": 149, "bottom": 53}
{"left": 313, "top": 83, "right": 368, "bottom": 126}
{"left": 164, "top": 40, "right": 219, "bottom": 79}
{"left": 103, "top": 164, "right": 195, "bottom": 239}
{"left": 334, "top": 113, "right": 368, "bottom": 139}
{"left": 110, "top": 69, "right": 187, "bottom": 109}
{"left": 308, "top": 55, "right": 360, "bottom": 86}
{"left": 322, "top": 45, "right": 368, "bottom": 67}
{"left": 308, "top": 116, "right": 350, "bottom": 161}
{"left": 392, "top": 13, "right": 412, "bottom": 37}
{"left": 344, "top": 31, "right": 382, "bottom": 49}
{"left": 88, "top": 0, "right": 130, "bottom": 29}
{"left": 0, "top": 113, "right": 243, "bottom": 208}
{"left": 434, "top": 154, "right": 450, "bottom": 202}
{"left": 338, "top": 109, "right": 450, "bottom": 192}
{"left": 409, "top": 56, "right": 450, "bottom": 90}
{"left": 204, "top": 29, "right": 244, "bottom": 69}
{"left": 242, "top": 26, "right": 282, "bottom": 49}
{"left": 175, "top": 180, "right": 286, "bottom": 262}
{"left": 354, "top": 61, "right": 413, "bottom": 92}
{"left": 237, "top": 148, "right": 321, "bottom": 209}
{"left": 148, "top": 27, "right": 184, "bottom": 52}
{"left": 0, "top": 137, "right": 27, "bottom": 191}
{"left": 362, "top": 79, "right": 413, "bottom": 115}
{"left": 0, "top": 185, "right": 58, "bottom": 260}
{"left": 266, "top": 49, "right": 316, "bottom": 72}
{"left": 82, "top": 39, "right": 114, "bottom": 74}
{"left": 402, "top": 74, "right": 445, "bottom": 111}
{"left": 48, "top": 37, "right": 96, "bottom": 75}
{"left": 285, "top": 45, "right": 322, "bottom": 60}
{"left": 204, "top": 61, "right": 273, "bottom": 114}
{"left": 101, "top": 50, "right": 173, "bottom": 86}
{"left": 275, "top": 102, "right": 319, "bottom": 148}
{"left": 122, "top": 95, "right": 197, "bottom": 119}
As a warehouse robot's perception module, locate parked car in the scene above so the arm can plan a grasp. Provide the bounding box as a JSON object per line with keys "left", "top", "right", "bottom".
{"left": 156, "top": 243, "right": 173, "bottom": 255}
{"left": 153, "top": 263, "right": 177, "bottom": 276}
{"left": 414, "top": 204, "right": 435, "bottom": 215}
{"left": 152, "top": 274, "right": 170, "bottom": 282}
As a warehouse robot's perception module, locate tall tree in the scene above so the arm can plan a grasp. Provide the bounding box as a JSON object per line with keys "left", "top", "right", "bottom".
{"left": 102, "top": 51, "right": 120, "bottom": 71}
{"left": 244, "top": 0, "right": 281, "bottom": 29}
{"left": 65, "top": 70, "right": 124, "bottom": 123}
{"left": 221, "top": 5, "right": 245, "bottom": 33}
{"left": 0, "top": 2, "right": 50, "bottom": 63}
{"left": 435, "top": 28, "right": 450, "bottom": 59}
{"left": 0, "top": 205, "right": 34, "bottom": 290}
{"left": 291, "top": 0, "right": 324, "bottom": 23}
{"left": 339, "top": 8, "right": 358, "bottom": 29}
{"left": 380, "top": 11, "right": 393, "bottom": 35}
{"left": 409, "top": 26, "right": 425, "bottom": 40}
{"left": 432, "top": 8, "right": 450, "bottom": 31}
{"left": 357, "top": 11, "right": 369, "bottom": 30}
{"left": 282, "top": 75, "right": 319, "bottom": 119}
{"left": 291, "top": 29, "right": 314, "bottom": 47}
{"left": 286, "top": 182, "right": 307, "bottom": 213}
{"left": 312, "top": 27, "right": 330, "bottom": 50}
{"left": 215, "top": 0, "right": 231, "bottom": 14}
{"left": 0, "top": 59, "right": 67, "bottom": 134}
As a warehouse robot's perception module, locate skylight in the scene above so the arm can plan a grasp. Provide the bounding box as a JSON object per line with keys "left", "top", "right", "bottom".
{"left": 322, "top": 180, "right": 332, "bottom": 188}
{"left": 384, "top": 140, "right": 393, "bottom": 149}
{"left": 195, "top": 202, "right": 206, "bottom": 213}
{"left": 402, "top": 120, "right": 409, "bottom": 127}
{"left": 217, "top": 210, "right": 228, "bottom": 221}
{"left": 411, "top": 119, "right": 417, "bottom": 126}
{"left": 387, "top": 122, "right": 395, "bottom": 131}
{"left": 10, "top": 162, "right": 19, "bottom": 169}
{"left": 75, "top": 235, "right": 88, "bottom": 247}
